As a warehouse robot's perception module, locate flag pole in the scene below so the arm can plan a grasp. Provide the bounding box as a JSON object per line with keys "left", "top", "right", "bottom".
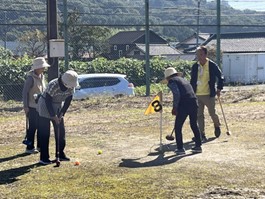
{"left": 143, "top": 91, "right": 163, "bottom": 152}
{"left": 159, "top": 108, "right": 163, "bottom": 151}
{"left": 159, "top": 91, "right": 163, "bottom": 152}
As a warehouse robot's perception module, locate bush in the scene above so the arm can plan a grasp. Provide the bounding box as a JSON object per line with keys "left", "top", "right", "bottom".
{"left": 0, "top": 55, "right": 194, "bottom": 100}
{"left": 61, "top": 57, "right": 194, "bottom": 87}
{"left": 0, "top": 54, "right": 31, "bottom": 101}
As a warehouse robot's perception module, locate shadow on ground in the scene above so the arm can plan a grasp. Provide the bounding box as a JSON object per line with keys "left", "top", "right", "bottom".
{"left": 119, "top": 137, "right": 217, "bottom": 168}
{"left": 0, "top": 163, "right": 39, "bottom": 184}
{"left": 0, "top": 153, "right": 30, "bottom": 163}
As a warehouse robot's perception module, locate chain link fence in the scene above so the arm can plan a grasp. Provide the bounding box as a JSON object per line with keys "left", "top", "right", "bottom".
{"left": 1, "top": 0, "right": 265, "bottom": 103}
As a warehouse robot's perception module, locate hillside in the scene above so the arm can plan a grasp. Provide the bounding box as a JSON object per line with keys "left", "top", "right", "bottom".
{"left": 0, "top": 0, "right": 265, "bottom": 42}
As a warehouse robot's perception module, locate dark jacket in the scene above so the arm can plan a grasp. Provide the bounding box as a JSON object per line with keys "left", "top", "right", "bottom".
{"left": 190, "top": 60, "right": 224, "bottom": 97}
{"left": 167, "top": 76, "right": 197, "bottom": 110}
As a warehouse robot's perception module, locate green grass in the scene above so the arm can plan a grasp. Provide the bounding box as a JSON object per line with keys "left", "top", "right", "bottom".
{"left": 134, "top": 83, "right": 169, "bottom": 96}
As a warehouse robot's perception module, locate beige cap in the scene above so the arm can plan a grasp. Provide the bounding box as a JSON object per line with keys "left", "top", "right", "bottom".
{"left": 31, "top": 57, "right": 50, "bottom": 70}
{"left": 164, "top": 67, "right": 178, "bottom": 79}
{"left": 160, "top": 67, "right": 182, "bottom": 84}
{"left": 61, "top": 70, "right": 79, "bottom": 88}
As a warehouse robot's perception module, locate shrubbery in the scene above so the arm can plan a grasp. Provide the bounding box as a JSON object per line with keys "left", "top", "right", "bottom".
{"left": 0, "top": 46, "right": 194, "bottom": 100}
{"left": 60, "top": 56, "right": 193, "bottom": 87}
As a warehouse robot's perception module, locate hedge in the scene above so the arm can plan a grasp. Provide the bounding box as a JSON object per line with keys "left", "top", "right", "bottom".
{"left": 0, "top": 52, "right": 194, "bottom": 100}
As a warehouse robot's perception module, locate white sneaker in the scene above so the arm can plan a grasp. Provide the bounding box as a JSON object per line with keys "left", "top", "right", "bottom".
{"left": 174, "top": 148, "right": 186, "bottom": 155}
{"left": 25, "top": 148, "right": 39, "bottom": 154}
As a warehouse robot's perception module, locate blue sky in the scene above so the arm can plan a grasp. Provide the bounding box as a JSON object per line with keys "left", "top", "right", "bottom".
{"left": 207, "top": 0, "right": 265, "bottom": 12}
{"left": 228, "top": 0, "right": 265, "bottom": 11}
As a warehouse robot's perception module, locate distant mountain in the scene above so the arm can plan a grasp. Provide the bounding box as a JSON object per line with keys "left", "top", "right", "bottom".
{"left": 1, "top": 0, "right": 265, "bottom": 43}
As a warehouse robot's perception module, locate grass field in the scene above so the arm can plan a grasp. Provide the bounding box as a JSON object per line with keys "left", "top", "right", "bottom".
{"left": 1, "top": 89, "right": 265, "bottom": 198}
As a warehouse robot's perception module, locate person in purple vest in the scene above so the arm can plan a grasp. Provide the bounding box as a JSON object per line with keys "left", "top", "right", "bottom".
{"left": 164, "top": 67, "right": 202, "bottom": 155}
{"left": 22, "top": 57, "right": 50, "bottom": 154}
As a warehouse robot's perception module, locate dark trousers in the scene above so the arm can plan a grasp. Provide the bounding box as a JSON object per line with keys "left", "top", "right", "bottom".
{"left": 27, "top": 107, "right": 40, "bottom": 150}
{"left": 38, "top": 116, "right": 66, "bottom": 161}
{"left": 175, "top": 99, "right": 202, "bottom": 150}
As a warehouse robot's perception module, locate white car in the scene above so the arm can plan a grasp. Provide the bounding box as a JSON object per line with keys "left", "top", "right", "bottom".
{"left": 73, "top": 73, "right": 135, "bottom": 100}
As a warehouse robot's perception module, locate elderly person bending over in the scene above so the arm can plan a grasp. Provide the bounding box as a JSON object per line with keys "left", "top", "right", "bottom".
{"left": 37, "top": 70, "right": 79, "bottom": 165}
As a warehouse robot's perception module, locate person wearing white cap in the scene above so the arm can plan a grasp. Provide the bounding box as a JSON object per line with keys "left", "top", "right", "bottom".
{"left": 164, "top": 67, "right": 202, "bottom": 155}
{"left": 37, "top": 70, "right": 79, "bottom": 165}
{"left": 22, "top": 57, "right": 50, "bottom": 154}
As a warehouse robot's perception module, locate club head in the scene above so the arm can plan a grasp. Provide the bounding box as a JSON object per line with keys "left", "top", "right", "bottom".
{"left": 54, "top": 161, "right": 60, "bottom": 167}
{"left": 226, "top": 131, "right": 231, "bottom": 136}
{"left": 166, "top": 135, "right": 175, "bottom": 141}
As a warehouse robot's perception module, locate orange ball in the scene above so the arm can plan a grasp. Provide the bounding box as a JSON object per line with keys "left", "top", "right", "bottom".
{"left": 74, "top": 161, "right": 80, "bottom": 166}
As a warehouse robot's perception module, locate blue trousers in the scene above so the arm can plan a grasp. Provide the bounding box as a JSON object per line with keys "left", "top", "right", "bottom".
{"left": 26, "top": 107, "right": 40, "bottom": 150}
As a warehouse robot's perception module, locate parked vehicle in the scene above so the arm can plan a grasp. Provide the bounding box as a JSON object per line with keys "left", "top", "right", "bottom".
{"left": 73, "top": 73, "right": 135, "bottom": 100}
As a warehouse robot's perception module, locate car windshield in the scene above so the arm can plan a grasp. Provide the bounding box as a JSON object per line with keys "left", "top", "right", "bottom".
{"left": 79, "top": 77, "right": 120, "bottom": 89}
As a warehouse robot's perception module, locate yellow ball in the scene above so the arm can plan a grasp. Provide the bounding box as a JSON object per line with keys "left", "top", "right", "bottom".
{"left": 98, "top": 150, "right": 102, "bottom": 155}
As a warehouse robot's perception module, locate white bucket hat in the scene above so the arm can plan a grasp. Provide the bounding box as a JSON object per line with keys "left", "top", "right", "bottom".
{"left": 61, "top": 70, "right": 79, "bottom": 88}
{"left": 31, "top": 57, "right": 50, "bottom": 70}
{"left": 164, "top": 67, "right": 178, "bottom": 79}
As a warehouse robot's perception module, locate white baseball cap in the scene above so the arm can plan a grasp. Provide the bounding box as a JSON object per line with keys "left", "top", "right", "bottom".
{"left": 61, "top": 70, "right": 79, "bottom": 88}
{"left": 31, "top": 57, "right": 50, "bottom": 70}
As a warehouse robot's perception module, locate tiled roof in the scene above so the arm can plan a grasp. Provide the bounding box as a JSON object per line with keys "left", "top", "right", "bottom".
{"left": 108, "top": 30, "right": 167, "bottom": 45}
{"left": 134, "top": 44, "right": 182, "bottom": 56}
{"left": 199, "top": 33, "right": 211, "bottom": 40}
{"left": 204, "top": 32, "right": 265, "bottom": 53}
{"left": 176, "top": 33, "right": 211, "bottom": 46}
{"left": 166, "top": 54, "right": 196, "bottom": 61}
{"left": 109, "top": 31, "right": 146, "bottom": 44}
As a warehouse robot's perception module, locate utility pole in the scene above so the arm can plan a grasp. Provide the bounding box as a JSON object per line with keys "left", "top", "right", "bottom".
{"left": 63, "top": 0, "right": 69, "bottom": 71}
{"left": 196, "top": 0, "right": 201, "bottom": 47}
{"left": 145, "top": 0, "right": 150, "bottom": 96}
{"left": 47, "top": 0, "right": 59, "bottom": 81}
{"left": 4, "top": 11, "right": 7, "bottom": 49}
{"left": 216, "top": 0, "right": 221, "bottom": 67}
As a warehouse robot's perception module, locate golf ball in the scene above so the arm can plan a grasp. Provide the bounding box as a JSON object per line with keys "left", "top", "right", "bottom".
{"left": 98, "top": 150, "right": 102, "bottom": 155}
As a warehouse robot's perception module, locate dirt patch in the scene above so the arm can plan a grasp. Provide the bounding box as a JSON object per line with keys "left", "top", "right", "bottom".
{"left": 198, "top": 187, "right": 265, "bottom": 199}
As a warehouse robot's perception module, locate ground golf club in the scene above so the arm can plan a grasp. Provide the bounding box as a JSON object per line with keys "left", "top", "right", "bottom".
{"left": 55, "top": 113, "right": 61, "bottom": 167}
{"left": 218, "top": 96, "right": 231, "bottom": 136}
{"left": 22, "top": 115, "right": 32, "bottom": 146}
{"left": 166, "top": 128, "right": 175, "bottom": 141}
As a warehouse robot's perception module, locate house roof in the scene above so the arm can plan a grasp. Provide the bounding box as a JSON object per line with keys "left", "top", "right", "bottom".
{"left": 176, "top": 33, "right": 211, "bottom": 47}
{"left": 203, "top": 32, "right": 265, "bottom": 53}
{"left": 131, "top": 44, "right": 182, "bottom": 56}
{"left": 166, "top": 54, "right": 196, "bottom": 61}
{"left": 108, "top": 30, "right": 167, "bottom": 45}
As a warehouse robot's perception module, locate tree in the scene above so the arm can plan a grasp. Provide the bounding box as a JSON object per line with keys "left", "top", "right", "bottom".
{"left": 18, "top": 29, "right": 46, "bottom": 57}
{"left": 59, "top": 10, "right": 112, "bottom": 60}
